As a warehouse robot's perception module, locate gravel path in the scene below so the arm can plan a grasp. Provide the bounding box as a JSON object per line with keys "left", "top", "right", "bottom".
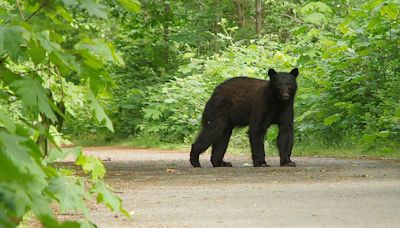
{"left": 78, "top": 147, "right": 400, "bottom": 227}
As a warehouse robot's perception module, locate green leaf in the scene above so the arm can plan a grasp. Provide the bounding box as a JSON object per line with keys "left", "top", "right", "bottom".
{"left": 87, "top": 89, "right": 114, "bottom": 132}
{"left": 361, "top": 134, "right": 377, "bottom": 144}
{"left": 301, "top": 2, "right": 332, "bottom": 15}
{"left": 0, "top": 66, "right": 19, "bottom": 85}
{"left": 9, "top": 77, "right": 57, "bottom": 122}
{"left": 117, "top": 0, "right": 141, "bottom": 13}
{"left": 62, "top": 0, "right": 79, "bottom": 7}
{"left": 77, "top": 49, "right": 104, "bottom": 69}
{"left": 75, "top": 154, "right": 106, "bottom": 180}
{"left": 0, "top": 25, "right": 29, "bottom": 61}
{"left": 381, "top": 3, "right": 398, "bottom": 20}
{"left": 178, "top": 64, "right": 192, "bottom": 74}
{"left": 377, "top": 131, "right": 390, "bottom": 138}
{"left": 26, "top": 39, "right": 46, "bottom": 65}
{"left": 91, "top": 181, "right": 130, "bottom": 218}
{"left": 79, "top": 0, "right": 108, "bottom": 19}
{"left": 47, "top": 147, "right": 83, "bottom": 164}
{"left": 34, "top": 30, "right": 76, "bottom": 73}
{"left": 143, "top": 108, "right": 162, "bottom": 120}
{"left": 0, "top": 110, "right": 16, "bottom": 133}
{"left": 267, "top": 126, "right": 278, "bottom": 141}
{"left": 35, "top": 30, "right": 62, "bottom": 55}
{"left": 183, "top": 52, "right": 195, "bottom": 59}
{"left": 323, "top": 114, "right": 340, "bottom": 126}
{"left": 56, "top": 5, "right": 74, "bottom": 23}
{"left": 76, "top": 38, "right": 124, "bottom": 66}
{"left": 304, "top": 12, "right": 326, "bottom": 24}
{"left": 76, "top": 220, "right": 97, "bottom": 228}
{"left": 0, "top": 132, "right": 46, "bottom": 184}
{"left": 47, "top": 176, "right": 89, "bottom": 215}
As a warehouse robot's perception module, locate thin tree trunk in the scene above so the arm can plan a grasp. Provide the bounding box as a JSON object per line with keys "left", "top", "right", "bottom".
{"left": 213, "top": 0, "right": 220, "bottom": 34}
{"left": 255, "top": 0, "right": 262, "bottom": 36}
{"left": 211, "top": 0, "right": 221, "bottom": 53}
{"left": 163, "top": 0, "right": 171, "bottom": 66}
{"left": 236, "top": 0, "right": 245, "bottom": 27}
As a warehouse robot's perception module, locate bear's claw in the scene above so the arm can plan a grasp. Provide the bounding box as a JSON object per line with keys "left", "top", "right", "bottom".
{"left": 212, "top": 161, "right": 233, "bottom": 167}
{"left": 190, "top": 159, "right": 201, "bottom": 167}
{"left": 280, "top": 161, "right": 296, "bottom": 167}
{"left": 253, "top": 162, "right": 271, "bottom": 167}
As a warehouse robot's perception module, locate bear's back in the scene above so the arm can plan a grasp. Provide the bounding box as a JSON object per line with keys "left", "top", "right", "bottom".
{"left": 202, "top": 77, "right": 268, "bottom": 126}
{"left": 214, "top": 77, "right": 268, "bottom": 103}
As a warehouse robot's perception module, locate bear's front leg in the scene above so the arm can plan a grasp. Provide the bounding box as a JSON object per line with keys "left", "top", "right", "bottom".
{"left": 249, "top": 126, "right": 270, "bottom": 167}
{"left": 277, "top": 123, "right": 296, "bottom": 167}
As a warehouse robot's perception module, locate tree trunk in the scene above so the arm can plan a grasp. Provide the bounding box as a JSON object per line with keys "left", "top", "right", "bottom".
{"left": 213, "top": 0, "right": 220, "bottom": 34}
{"left": 163, "top": 0, "right": 171, "bottom": 66}
{"left": 255, "top": 0, "right": 262, "bottom": 36}
{"left": 236, "top": 0, "right": 245, "bottom": 27}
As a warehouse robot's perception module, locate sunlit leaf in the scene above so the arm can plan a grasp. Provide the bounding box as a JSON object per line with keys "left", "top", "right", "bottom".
{"left": 0, "top": 110, "right": 16, "bottom": 133}
{"left": 117, "top": 0, "right": 141, "bottom": 13}
{"left": 381, "top": 3, "right": 398, "bottom": 20}
{"left": 75, "top": 154, "right": 106, "bottom": 180}
{"left": 47, "top": 147, "right": 83, "bottom": 164}
{"left": 87, "top": 89, "right": 114, "bottom": 132}
{"left": 48, "top": 176, "right": 89, "bottom": 215}
{"left": 304, "top": 12, "right": 326, "bottom": 24}
{"left": 301, "top": 2, "right": 332, "bottom": 15}
{"left": 91, "top": 181, "right": 130, "bottom": 218}
{"left": 323, "top": 114, "right": 340, "bottom": 126}
{"left": 362, "top": 134, "right": 377, "bottom": 143}
{"left": 76, "top": 38, "right": 124, "bottom": 66}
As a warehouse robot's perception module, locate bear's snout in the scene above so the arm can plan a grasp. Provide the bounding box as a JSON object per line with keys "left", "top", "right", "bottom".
{"left": 280, "top": 88, "right": 291, "bottom": 100}
{"left": 282, "top": 93, "right": 290, "bottom": 100}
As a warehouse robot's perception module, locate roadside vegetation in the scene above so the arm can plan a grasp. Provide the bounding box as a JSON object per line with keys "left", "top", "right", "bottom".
{"left": 70, "top": 0, "right": 399, "bottom": 158}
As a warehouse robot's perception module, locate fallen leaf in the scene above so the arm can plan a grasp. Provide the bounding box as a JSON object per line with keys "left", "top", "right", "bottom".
{"left": 166, "top": 168, "right": 176, "bottom": 173}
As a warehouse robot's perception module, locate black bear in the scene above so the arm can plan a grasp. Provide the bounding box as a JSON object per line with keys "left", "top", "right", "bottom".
{"left": 190, "top": 68, "right": 299, "bottom": 167}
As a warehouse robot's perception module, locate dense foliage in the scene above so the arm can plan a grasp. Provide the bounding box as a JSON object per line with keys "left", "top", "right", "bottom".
{"left": 79, "top": 0, "right": 398, "bottom": 152}
{"left": 0, "top": 0, "right": 140, "bottom": 227}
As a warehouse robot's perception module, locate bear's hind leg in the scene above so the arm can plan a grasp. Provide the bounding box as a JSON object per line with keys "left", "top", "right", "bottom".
{"left": 211, "top": 127, "right": 233, "bottom": 167}
{"left": 190, "top": 120, "right": 226, "bottom": 167}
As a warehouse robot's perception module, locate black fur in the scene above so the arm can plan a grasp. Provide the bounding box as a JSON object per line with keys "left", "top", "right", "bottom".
{"left": 190, "top": 68, "right": 299, "bottom": 167}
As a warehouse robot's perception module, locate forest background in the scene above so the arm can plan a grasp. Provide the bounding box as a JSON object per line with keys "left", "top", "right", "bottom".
{"left": 0, "top": 0, "right": 399, "bottom": 226}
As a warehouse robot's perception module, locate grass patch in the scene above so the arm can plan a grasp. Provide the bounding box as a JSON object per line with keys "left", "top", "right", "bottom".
{"left": 117, "top": 136, "right": 189, "bottom": 151}
{"left": 69, "top": 132, "right": 400, "bottom": 160}
{"left": 294, "top": 144, "right": 400, "bottom": 159}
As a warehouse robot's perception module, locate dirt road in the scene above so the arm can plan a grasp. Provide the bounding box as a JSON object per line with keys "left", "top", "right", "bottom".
{"left": 80, "top": 147, "right": 400, "bottom": 227}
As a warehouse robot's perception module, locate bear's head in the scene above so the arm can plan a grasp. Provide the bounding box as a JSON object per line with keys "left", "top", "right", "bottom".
{"left": 268, "top": 68, "right": 299, "bottom": 101}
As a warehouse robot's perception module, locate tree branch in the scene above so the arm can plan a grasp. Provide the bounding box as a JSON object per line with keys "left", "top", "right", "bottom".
{"left": 25, "top": 0, "right": 51, "bottom": 22}
{"left": 283, "top": 13, "right": 304, "bottom": 24}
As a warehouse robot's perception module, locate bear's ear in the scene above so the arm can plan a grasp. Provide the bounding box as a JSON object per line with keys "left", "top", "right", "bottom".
{"left": 268, "top": 69, "right": 277, "bottom": 78}
{"left": 290, "top": 68, "right": 299, "bottom": 78}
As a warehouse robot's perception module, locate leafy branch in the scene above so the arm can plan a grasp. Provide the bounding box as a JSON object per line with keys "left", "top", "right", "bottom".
{"left": 283, "top": 12, "right": 304, "bottom": 24}
{"left": 25, "top": 0, "right": 52, "bottom": 22}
